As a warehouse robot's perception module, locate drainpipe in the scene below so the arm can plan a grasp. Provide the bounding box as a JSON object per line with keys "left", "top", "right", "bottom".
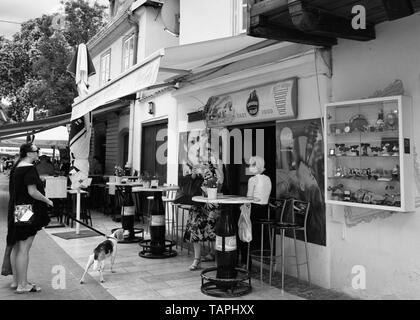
{"left": 125, "top": 10, "right": 140, "bottom": 172}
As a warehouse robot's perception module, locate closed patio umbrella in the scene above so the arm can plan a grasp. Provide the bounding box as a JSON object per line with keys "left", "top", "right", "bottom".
{"left": 66, "top": 44, "right": 95, "bottom": 234}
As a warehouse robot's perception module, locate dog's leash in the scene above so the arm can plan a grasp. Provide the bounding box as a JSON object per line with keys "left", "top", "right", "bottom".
{"left": 66, "top": 216, "right": 107, "bottom": 237}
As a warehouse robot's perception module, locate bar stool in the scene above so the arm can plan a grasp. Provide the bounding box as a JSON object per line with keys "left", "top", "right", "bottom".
{"left": 67, "top": 191, "right": 93, "bottom": 227}
{"left": 162, "top": 185, "right": 177, "bottom": 239}
{"left": 171, "top": 203, "right": 193, "bottom": 253}
{"left": 269, "top": 199, "right": 311, "bottom": 290}
{"left": 249, "top": 198, "right": 289, "bottom": 283}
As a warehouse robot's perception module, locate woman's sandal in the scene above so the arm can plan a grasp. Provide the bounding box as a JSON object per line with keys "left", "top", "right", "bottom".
{"left": 11, "top": 282, "right": 36, "bottom": 290}
{"left": 188, "top": 258, "right": 201, "bottom": 271}
{"left": 15, "top": 284, "right": 41, "bottom": 294}
{"left": 201, "top": 253, "right": 215, "bottom": 262}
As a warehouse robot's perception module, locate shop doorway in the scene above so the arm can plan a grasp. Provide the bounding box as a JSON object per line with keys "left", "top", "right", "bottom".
{"left": 225, "top": 122, "right": 276, "bottom": 198}
{"left": 141, "top": 119, "right": 168, "bottom": 183}
{"left": 138, "top": 119, "right": 168, "bottom": 219}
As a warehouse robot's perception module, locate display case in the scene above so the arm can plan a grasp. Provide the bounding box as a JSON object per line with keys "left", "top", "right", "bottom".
{"left": 325, "top": 96, "right": 414, "bottom": 212}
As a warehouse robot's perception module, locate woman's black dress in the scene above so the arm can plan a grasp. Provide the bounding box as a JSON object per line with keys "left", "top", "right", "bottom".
{"left": 6, "top": 165, "right": 50, "bottom": 245}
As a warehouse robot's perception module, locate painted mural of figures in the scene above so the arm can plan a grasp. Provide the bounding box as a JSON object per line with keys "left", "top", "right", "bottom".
{"left": 276, "top": 119, "right": 326, "bottom": 246}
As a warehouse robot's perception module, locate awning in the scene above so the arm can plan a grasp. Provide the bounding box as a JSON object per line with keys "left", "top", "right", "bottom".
{"left": 71, "top": 35, "right": 268, "bottom": 120}
{"left": 0, "top": 112, "right": 71, "bottom": 140}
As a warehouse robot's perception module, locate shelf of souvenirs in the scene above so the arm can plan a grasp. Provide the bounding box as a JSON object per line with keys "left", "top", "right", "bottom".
{"left": 327, "top": 188, "right": 401, "bottom": 210}
{"left": 328, "top": 154, "right": 399, "bottom": 159}
{"left": 326, "top": 199, "right": 403, "bottom": 211}
{"left": 327, "top": 176, "right": 400, "bottom": 183}
{"left": 327, "top": 129, "right": 398, "bottom": 138}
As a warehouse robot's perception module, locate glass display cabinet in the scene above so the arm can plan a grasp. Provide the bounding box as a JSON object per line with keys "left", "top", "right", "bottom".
{"left": 325, "top": 96, "right": 414, "bottom": 212}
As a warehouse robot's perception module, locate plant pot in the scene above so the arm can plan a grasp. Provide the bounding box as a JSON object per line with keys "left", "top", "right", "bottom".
{"left": 207, "top": 188, "right": 218, "bottom": 200}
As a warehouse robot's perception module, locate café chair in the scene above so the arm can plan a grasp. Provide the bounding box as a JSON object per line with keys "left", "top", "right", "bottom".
{"left": 249, "top": 197, "right": 289, "bottom": 283}
{"left": 269, "top": 199, "right": 311, "bottom": 290}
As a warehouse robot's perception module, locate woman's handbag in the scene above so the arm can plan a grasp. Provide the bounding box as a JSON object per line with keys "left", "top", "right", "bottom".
{"left": 238, "top": 203, "right": 252, "bottom": 243}
{"left": 1, "top": 245, "right": 13, "bottom": 276}
{"left": 14, "top": 204, "right": 35, "bottom": 226}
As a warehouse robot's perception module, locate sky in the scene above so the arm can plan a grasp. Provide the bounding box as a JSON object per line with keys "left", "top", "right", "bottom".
{"left": 0, "top": 0, "right": 109, "bottom": 39}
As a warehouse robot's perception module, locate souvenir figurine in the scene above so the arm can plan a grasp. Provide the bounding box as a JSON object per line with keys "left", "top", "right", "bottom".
{"left": 381, "top": 143, "right": 392, "bottom": 156}
{"left": 335, "top": 144, "right": 342, "bottom": 156}
{"left": 334, "top": 166, "right": 343, "bottom": 177}
{"left": 344, "top": 124, "right": 351, "bottom": 134}
{"left": 328, "top": 184, "right": 344, "bottom": 201}
{"left": 376, "top": 109, "right": 385, "bottom": 131}
{"left": 344, "top": 190, "right": 351, "bottom": 201}
{"left": 370, "top": 146, "right": 381, "bottom": 156}
{"left": 385, "top": 112, "right": 398, "bottom": 130}
{"left": 366, "top": 168, "right": 372, "bottom": 180}
{"left": 349, "top": 145, "right": 360, "bottom": 156}
{"left": 392, "top": 165, "right": 399, "bottom": 180}
{"left": 361, "top": 143, "right": 370, "bottom": 156}
{"left": 339, "top": 144, "right": 350, "bottom": 156}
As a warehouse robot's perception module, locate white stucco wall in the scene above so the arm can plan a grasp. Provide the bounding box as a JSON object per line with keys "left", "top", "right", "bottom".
{"left": 88, "top": 25, "right": 137, "bottom": 92}
{"left": 330, "top": 14, "right": 420, "bottom": 299}
{"left": 179, "top": 0, "right": 234, "bottom": 45}
{"left": 132, "top": 90, "right": 179, "bottom": 185}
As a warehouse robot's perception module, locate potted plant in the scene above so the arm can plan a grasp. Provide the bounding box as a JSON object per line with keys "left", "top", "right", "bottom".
{"left": 141, "top": 171, "right": 151, "bottom": 188}
{"left": 202, "top": 171, "right": 218, "bottom": 199}
{"left": 114, "top": 165, "right": 124, "bottom": 183}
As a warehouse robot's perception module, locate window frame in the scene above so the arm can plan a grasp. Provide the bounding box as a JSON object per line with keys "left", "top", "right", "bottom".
{"left": 233, "top": 0, "right": 248, "bottom": 35}
{"left": 99, "top": 49, "right": 111, "bottom": 86}
{"left": 122, "top": 34, "right": 135, "bottom": 72}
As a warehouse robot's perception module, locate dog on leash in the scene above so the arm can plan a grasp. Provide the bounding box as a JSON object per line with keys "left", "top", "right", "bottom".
{"left": 80, "top": 229, "right": 124, "bottom": 284}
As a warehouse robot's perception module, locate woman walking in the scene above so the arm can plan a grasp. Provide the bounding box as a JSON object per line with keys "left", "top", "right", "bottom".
{"left": 6, "top": 143, "right": 53, "bottom": 293}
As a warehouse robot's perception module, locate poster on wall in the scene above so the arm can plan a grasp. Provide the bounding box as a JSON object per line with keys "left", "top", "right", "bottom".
{"left": 177, "top": 130, "right": 226, "bottom": 204}
{"left": 276, "top": 118, "right": 326, "bottom": 246}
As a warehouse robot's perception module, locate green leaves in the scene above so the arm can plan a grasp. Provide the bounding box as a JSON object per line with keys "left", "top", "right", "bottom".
{"left": 0, "top": 0, "right": 107, "bottom": 122}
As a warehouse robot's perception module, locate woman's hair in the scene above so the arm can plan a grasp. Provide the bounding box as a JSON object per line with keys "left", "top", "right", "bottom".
{"left": 10, "top": 143, "right": 34, "bottom": 174}
{"left": 249, "top": 155, "right": 265, "bottom": 174}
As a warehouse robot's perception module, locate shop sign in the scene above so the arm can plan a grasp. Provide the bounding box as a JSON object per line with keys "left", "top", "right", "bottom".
{"left": 205, "top": 78, "right": 298, "bottom": 127}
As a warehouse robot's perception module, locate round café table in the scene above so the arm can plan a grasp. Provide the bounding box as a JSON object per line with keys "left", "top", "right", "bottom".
{"left": 106, "top": 181, "right": 146, "bottom": 243}
{"left": 133, "top": 185, "right": 179, "bottom": 259}
{"left": 192, "top": 195, "right": 259, "bottom": 298}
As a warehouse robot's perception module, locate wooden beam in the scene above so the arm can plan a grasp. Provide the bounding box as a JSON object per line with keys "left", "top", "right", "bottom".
{"left": 288, "top": 0, "right": 375, "bottom": 41}
{"left": 251, "top": 0, "right": 289, "bottom": 17}
{"left": 381, "top": 0, "right": 414, "bottom": 21}
{"left": 249, "top": 15, "right": 337, "bottom": 47}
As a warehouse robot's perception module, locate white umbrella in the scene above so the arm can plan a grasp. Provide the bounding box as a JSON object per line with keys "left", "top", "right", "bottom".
{"left": 67, "top": 44, "right": 96, "bottom": 234}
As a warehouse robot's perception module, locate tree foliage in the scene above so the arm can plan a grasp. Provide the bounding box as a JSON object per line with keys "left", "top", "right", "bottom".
{"left": 0, "top": 1, "right": 107, "bottom": 122}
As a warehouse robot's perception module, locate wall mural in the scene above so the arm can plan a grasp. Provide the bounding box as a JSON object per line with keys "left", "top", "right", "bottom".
{"left": 276, "top": 118, "right": 326, "bottom": 246}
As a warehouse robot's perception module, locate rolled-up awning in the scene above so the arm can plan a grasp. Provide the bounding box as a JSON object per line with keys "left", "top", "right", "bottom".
{"left": 71, "top": 35, "right": 268, "bottom": 120}
{"left": 0, "top": 112, "right": 71, "bottom": 140}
